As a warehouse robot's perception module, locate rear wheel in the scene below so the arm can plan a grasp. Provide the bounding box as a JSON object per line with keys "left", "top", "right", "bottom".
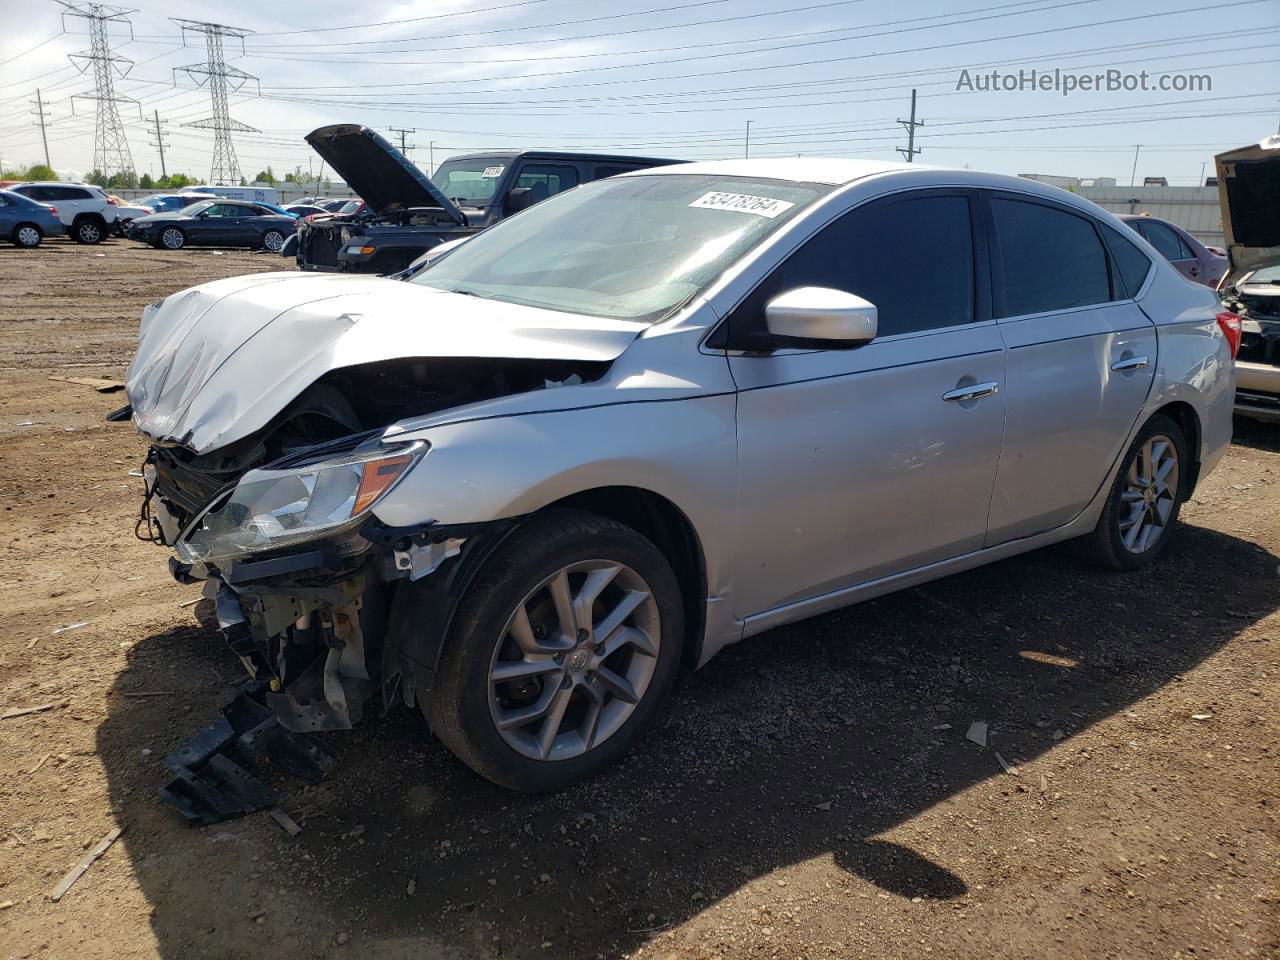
{"left": 13, "top": 224, "right": 42, "bottom": 248}
{"left": 73, "top": 217, "right": 104, "bottom": 244}
{"left": 261, "top": 229, "right": 286, "bottom": 252}
{"left": 427, "top": 510, "right": 684, "bottom": 792}
{"left": 159, "top": 227, "right": 186, "bottom": 250}
{"left": 1072, "top": 414, "right": 1188, "bottom": 570}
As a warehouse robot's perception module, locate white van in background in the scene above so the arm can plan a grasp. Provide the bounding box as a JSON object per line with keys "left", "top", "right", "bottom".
{"left": 179, "top": 185, "right": 281, "bottom": 206}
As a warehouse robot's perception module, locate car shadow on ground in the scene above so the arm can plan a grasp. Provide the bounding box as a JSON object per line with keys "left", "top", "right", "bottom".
{"left": 96, "top": 522, "right": 1277, "bottom": 959}
{"left": 1232, "top": 416, "right": 1280, "bottom": 454}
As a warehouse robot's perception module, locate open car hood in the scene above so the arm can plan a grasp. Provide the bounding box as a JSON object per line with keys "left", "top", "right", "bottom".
{"left": 126, "top": 273, "right": 645, "bottom": 454}
{"left": 305, "top": 124, "right": 465, "bottom": 224}
{"left": 1215, "top": 135, "right": 1280, "bottom": 280}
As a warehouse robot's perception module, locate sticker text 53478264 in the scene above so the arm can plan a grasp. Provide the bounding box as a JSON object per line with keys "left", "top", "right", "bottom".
{"left": 689, "top": 191, "right": 796, "bottom": 218}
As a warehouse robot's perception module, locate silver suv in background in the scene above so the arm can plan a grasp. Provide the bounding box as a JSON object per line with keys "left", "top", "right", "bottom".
{"left": 125, "top": 159, "right": 1236, "bottom": 793}
{"left": 6, "top": 181, "right": 118, "bottom": 244}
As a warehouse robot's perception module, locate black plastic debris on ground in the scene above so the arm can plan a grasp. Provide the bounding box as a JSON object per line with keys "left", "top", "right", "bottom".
{"left": 160, "top": 681, "right": 336, "bottom": 826}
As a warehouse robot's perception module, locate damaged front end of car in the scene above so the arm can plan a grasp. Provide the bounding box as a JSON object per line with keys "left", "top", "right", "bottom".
{"left": 125, "top": 272, "right": 629, "bottom": 821}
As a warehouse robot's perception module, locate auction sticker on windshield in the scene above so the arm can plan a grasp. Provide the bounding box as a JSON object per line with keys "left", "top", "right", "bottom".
{"left": 482, "top": 166, "right": 505, "bottom": 178}
{"left": 689, "top": 191, "right": 796, "bottom": 218}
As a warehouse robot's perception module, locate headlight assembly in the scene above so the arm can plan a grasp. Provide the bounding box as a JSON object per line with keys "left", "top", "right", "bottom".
{"left": 176, "top": 440, "right": 426, "bottom": 564}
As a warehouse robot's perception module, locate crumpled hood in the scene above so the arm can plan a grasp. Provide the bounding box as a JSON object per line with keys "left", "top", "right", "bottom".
{"left": 1215, "top": 135, "right": 1280, "bottom": 281}
{"left": 127, "top": 272, "right": 646, "bottom": 454}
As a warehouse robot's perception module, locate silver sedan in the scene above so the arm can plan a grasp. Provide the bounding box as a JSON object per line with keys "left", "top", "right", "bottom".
{"left": 127, "top": 159, "right": 1236, "bottom": 793}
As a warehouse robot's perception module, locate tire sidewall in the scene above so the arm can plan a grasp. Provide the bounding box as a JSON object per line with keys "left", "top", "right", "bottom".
{"left": 1103, "top": 414, "right": 1188, "bottom": 569}
{"left": 438, "top": 514, "right": 684, "bottom": 791}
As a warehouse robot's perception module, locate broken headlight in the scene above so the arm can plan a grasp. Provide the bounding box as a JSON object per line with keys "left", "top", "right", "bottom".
{"left": 175, "top": 441, "right": 426, "bottom": 564}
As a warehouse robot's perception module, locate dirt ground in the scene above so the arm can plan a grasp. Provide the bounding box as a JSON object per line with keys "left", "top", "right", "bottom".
{"left": 0, "top": 239, "right": 1276, "bottom": 960}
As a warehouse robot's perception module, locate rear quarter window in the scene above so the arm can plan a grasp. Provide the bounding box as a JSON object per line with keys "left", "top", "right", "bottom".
{"left": 1102, "top": 225, "right": 1153, "bottom": 298}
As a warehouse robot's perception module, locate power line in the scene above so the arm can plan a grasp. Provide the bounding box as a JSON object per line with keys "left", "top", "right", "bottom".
{"left": 57, "top": 1, "right": 137, "bottom": 179}
{"left": 171, "top": 19, "right": 259, "bottom": 185}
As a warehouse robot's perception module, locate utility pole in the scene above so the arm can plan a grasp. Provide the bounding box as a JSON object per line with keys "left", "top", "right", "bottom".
{"left": 172, "top": 19, "right": 259, "bottom": 185}
{"left": 31, "top": 89, "right": 52, "bottom": 169}
{"left": 744, "top": 120, "right": 751, "bottom": 159}
{"left": 896, "top": 89, "right": 923, "bottom": 163}
{"left": 429, "top": 140, "right": 435, "bottom": 176}
{"left": 388, "top": 127, "right": 417, "bottom": 156}
{"left": 1129, "top": 144, "right": 1142, "bottom": 187}
{"left": 57, "top": 1, "right": 139, "bottom": 181}
{"left": 149, "top": 109, "right": 169, "bottom": 178}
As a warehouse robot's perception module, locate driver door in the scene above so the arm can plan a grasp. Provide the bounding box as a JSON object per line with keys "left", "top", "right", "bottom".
{"left": 725, "top": 190, "right": 1008, "bottom": 618}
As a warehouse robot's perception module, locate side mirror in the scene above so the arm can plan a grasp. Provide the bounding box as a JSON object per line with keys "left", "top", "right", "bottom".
{"left": 504, "top": 187, "right": 534, "bottom": 215}
{"left": 764, "top": 287, "right": 878, "bottom": 347}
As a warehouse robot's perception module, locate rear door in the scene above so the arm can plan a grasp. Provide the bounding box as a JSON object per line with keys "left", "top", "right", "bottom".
{"left": 984, "top": 193, "right": 1157, "bottom": 544}
{"left": 1135, "top": 219, "right": 1201, "bottom": 283}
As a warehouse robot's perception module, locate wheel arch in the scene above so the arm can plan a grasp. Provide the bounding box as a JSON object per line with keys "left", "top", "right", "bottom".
{"left": 1149, "top": 399, "right": 1202, "bottom": 496}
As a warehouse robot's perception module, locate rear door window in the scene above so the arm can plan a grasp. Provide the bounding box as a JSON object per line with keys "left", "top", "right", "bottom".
{"left": 990, "top": 197, "right": 1111, "bottom": 317}
{"left": 1137, "top": 220, "right": 1192, "bottom": 261}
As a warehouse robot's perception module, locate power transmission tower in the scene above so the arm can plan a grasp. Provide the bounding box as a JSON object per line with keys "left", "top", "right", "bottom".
{"left": 388, "top": 127, "right": 417, "bottom": 155}
{"left": 896, "top": 89, "right": 923, "bottom": 163}
{"left": 57, "top": 1, "right": 138, "bottom": 181}
{"left": 172, "top": 19, "right": 260, "bottom": 185}
{"left": 31, "top": 89, "right": 52, "bottom": 169}
{"left": 148, "top": 109, "right": 169, "bottom": 179}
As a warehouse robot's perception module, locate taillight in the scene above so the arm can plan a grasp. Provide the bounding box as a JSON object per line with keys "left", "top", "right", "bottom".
{"left": 48, "top": 205, "right": 58, "bottom": 216}
{"left": 106, "top": 197, "right": 117, "bottom": 205}
{"left": 1215, "top": 311, "right": 1242, "bottom": 359}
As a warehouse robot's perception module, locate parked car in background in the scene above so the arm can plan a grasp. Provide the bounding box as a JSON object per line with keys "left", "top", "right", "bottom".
{"left": 1215, "top": 135, "right": 1280, "bottom": 421}
{"left": 126, "top": 198, "right": 295, "bottom": 251}
{"left": 108, "top": 195, "right": 154, "bottom": 235}
{"left": 125, "top": 158, "right": 1235, "bottom": 793}
{"left": 0, "top": 188, "right": 65, "bottom": 247}
{"left": 283, "top": 203, "right": 327, "bottom": 218}
{"left": 5, "top": 181, "right": 117, "bottom": 243}
{"left": 293, "top": 124, "right": 681, "bottom": 273}
{"left": 177, "top": 184, "right": 282, "bottom": 205}
{"left": 133, "top": 193, "right": 218, "bottom": 215}
{"left": 1118, "top": 214, "right": 1227, "bottom": 288}
{"left": 319, "top": 198, "right": 351, "bottom": 212}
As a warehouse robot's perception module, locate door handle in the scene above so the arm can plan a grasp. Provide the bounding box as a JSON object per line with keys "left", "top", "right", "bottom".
{"left": 942, "top": 381, "right": 999, "bottom": 402}
{"left": 1110, "top": 356, "right": 1149, "bottom": 371}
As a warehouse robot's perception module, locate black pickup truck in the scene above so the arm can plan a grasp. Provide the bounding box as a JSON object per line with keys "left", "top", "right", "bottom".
{"left": 292, "top": 125, "right": 680, "bottom": 274}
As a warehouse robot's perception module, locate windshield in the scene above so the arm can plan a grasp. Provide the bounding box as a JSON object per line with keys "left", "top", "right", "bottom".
{"left": 411, "top": 173, "right": 831, "bottom": 322}
{"left": 1244, "top": 264, "right": 1280, "bottom": 284}
{"left": 178, "top": 200, "right": 214, "bottom": 216}
{"left": 432, "top": 157, "right": 510, "bottom": 205}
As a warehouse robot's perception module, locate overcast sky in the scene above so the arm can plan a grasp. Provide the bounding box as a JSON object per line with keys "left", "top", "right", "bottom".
{"left": 1, "top": 0, "right": 1277, "bottom": 185}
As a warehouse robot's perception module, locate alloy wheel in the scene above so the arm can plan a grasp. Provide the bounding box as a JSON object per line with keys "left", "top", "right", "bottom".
{"left": 161, "top": 228, "right": 184, "bottom": 250}
{"left": 487, "top": 559, "right": 661, "bottom": 762}
{"left": 1119, "top": 434, "right": 1179, "bottom": 553}
{"left": 16, "top": 226, "right": 40, "bottom": 247}
{"left": 78, "top": 221, "right": 101, "bottom": 243}
{"left": 263, "top": 230, "right": 285, "bottom": 252}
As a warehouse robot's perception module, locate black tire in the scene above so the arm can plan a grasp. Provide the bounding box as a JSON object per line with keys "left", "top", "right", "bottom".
{"left": 13, "top": 223, "right": 42, "bottom": 248}
{"left": 261, "top": 229, "right": 286, "bottom": 252}
{"left": 1071, "top": 414, "right": 1189, "bottom": 571}
{"left": 73, "top": 216, "right": 105, "bottom": 244}
{"left": 426, "top": 509, "right": 685, "bottom": 792}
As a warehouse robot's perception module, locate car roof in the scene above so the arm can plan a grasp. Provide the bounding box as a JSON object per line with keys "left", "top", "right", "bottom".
{"left": 443, "top": 150, "right": 682, "bottom": 165}
{"left": 18, "top": 181, "right": 101, "bottom": 188}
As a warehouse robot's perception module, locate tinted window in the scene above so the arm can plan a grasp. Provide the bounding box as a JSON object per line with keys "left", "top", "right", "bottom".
{"left": 592, "top": 165, "right": 637, "bottom": 181}
{"left": 991, "top": 197, "right": 1109, "bottom": 316}
{"left": 54, "top": 187, "right": 90, "bottom": 201}
{"left": 1138, "top": 220, "right": 1191, "bottom": 261}
{"left": 515, "top": 164, "right": 580, "bottom": 202}
{"left": 1102, "top": 225, "right": 1153, "bottom": 298}
{"left": 731, "top": 192, "right": 975, "bottom": 343}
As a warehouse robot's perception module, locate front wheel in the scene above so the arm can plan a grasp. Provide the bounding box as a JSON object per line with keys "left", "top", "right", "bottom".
{"left": 1071, "top": 414, "right": 1188, "bottom": 570}
{"left": 261, "top": 229, "right": 285, "bottom": 252}
{"left": 426, "top": 510, "right": 685, "bottom": 792}
{"left": 159, "top": 227, "right": 186, "bottom": 250}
